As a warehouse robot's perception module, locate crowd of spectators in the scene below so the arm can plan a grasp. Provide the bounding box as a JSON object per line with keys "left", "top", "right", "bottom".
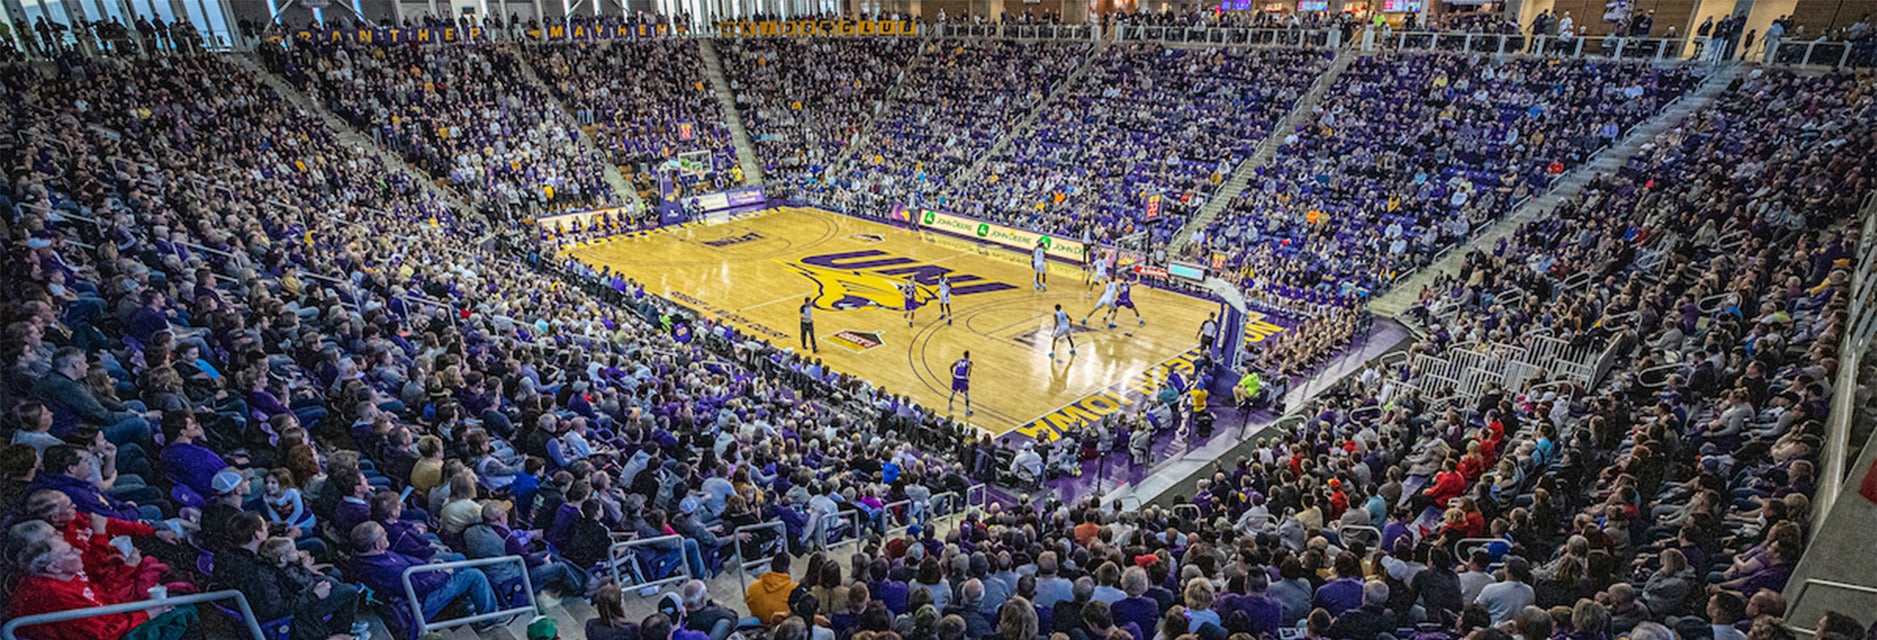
{"left": 1246, "top": 309, "right": 1367, "bottom": 382}
{"left": 265, "top": 40, "right": 620, "bottom": 219}
{"left": 1175, "top": 67, "right": 1864, "bottom": 640}
{"left": 525, "top": 39, "right": 746, "bottom": 200}
{"left": 1196, "top": 53, "right": 1701, "bottom": 311}
{"left": 808, "top": 39, "right": 1089, "bottom": 217}
{"left": 719, "top": 37, "right": 922, "bottom": 190}
{"left": 0, "top": 49, "right": 985, "bottom": 640}
{"left": 5, "top": 14, "right": 211, "bottom": 59}
{"left": 2, "top": 30, "right": 1875, "bottom": 640}
{"left": 940, "top": 43, "right": 1330, "bottom": 245}
{"left": 697, "top": 67, "right": 1874, "bottom": 640}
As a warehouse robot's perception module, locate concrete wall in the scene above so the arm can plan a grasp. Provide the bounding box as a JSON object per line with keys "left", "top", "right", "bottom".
{"left": 1783, "top": 412, "right": 1877, "bottom": 632}
{"left": 1788, "top": 0, "right": 1874, "bottom": 33}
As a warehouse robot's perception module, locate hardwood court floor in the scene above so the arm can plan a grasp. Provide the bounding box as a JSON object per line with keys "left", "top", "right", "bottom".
{"left": 567, "top": 206, "right": 1219, "bottom": 436}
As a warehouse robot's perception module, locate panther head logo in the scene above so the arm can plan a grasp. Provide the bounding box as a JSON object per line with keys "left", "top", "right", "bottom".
{"left": 781, "top": 260, "right": 930, "bottom": 312}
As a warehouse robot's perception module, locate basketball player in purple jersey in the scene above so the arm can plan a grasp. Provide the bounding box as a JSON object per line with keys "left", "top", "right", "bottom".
{"left": 901, "top": 277, "right": 919, "bottom": 327}
{"left": 949, "top": 351, "right": 972, "bottom": 416}
{"left": 1107, "top": 277, "right": 1145, "bottom": 327}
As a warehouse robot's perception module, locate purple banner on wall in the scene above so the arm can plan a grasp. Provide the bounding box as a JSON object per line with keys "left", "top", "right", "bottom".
{"left": 685, "top": 186, "right": 766, "bottom": 214}
{"left": 658, "top": 172, "right": 686, "bottom": 225}
{"left": 725, "top": 186, "right": 767, "bottom": 208}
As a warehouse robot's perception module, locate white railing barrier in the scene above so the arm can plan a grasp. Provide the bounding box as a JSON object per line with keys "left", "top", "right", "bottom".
{"left": 1171, "top": 504, "right": 1201, "bottom": 523}
{"left": 1454, "top": 537, "right": 1508, "bottom": 567}
{"left": 965, "top": 483, "right": 988, "bottom": 511}
{"left": 293, "top": 270, "right": 367, "bottom": 309}
{"left": 607, "top": 534, "right": 694, "bottom": 595}
{"left": 815, "top": 510, "right": 865, "bottom": 551}
{"left": 1120, "top": 25, "right": 1334, "bottom": 49}
{"left": 1786, "top": 579, "right": 1877, "bottom": 636}
{"left": 1765, "top": 39, "right": 1866, "bottom": 69}
{"left": 1337, "top": 524, "right": 1381, "bottom": 548}
{"left": 927, "top": 491, "right": 962, "bottom": 520}
{"left": 733, "top": 521, "right": 789, "bottom": 592}
{"left": 401, "top": 555, "right": 537, "bottom": 635}
{"left": 2, "top": 590, "right": 266, "bottom": 640}
{"left": 1381, "top": 29, "right": 1710, "bottom": 63}
{"left": 396, "top": 293, "right": 462, "bottom": 327}
{"left": 1816, "top": 190, "right": 1877, "bottom": 519}
{"left": 883, "top": 499, "right": 916, "bottom": 536}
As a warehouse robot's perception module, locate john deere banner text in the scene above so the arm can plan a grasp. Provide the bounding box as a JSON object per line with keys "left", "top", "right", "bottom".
{"left": 911, "top": 208, "right": 1087, "bottom": 263}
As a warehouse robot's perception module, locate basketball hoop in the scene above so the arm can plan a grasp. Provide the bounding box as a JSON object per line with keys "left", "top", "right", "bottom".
{"left": 664, "top": 151, "right": 714, "bottom": 181}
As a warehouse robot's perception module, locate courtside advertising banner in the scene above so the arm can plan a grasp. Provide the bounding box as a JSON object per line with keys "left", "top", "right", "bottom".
{"left": 685, "top": 186, "right": 766, "bottom": 214}
{"left": 912, "top": 208, "right": 1087, "bottom": 263}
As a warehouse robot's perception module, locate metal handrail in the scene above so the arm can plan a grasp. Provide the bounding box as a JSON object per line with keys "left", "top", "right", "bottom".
{"left": 1635, "top": 362, "right": 1684, "bottom": 389}
{"left": 401, "top": 555, "right": 536, "bottom": 635}
{"left": 883, "top": 498, "right": 916, "bottom": 536}
{"left": 396, "top": 293, "right": 461, "bottom": 327}
{"left": 965, "top": 483, "right": 988, "bottom": 511}
{"left": 732, "top": 520, "right": 789, "bottom": 592}
{"left": 815, "top": 509, "right": 864, "bottom": 551}
{"left": 927, "top": 491, "right": 961, "bottom": 520}
{"left": 1337, "top": 524, "right": 1382, "bottom": 548}
{"left": 1455, "top": 537, "right": 1509, "bottom": 561}
{"left": 1815, "top": 190, "right": 1877, "bottom": 520}
{"left": 3, "top": 589, "right": 265, "bottom": 640}
{"left": 174, "top": 240, "right": 239, "bottom": 261}
{"left": 1787, "top": 579, "right": 1877, "bottom": 636}
{"left": 1378, "top": 28, "right": 1705, "bottom": 62}
{"left": 293, "top": 270, "right": 364, "bottom": 299}
{"left": 607, "top": 534, "right": 694, "bottom": 594}
{"left": 1171, "top": 504, "right": 1201, "bottom": 523}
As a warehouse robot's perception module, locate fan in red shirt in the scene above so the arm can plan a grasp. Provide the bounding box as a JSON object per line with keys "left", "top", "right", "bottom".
{"left": 1325, "top": 478, "right": 1349, "bottom": 519}
{"left": 26, "top": 489, "right": 177, "bottom": 603}
{"left": 7, "top": 538, "right": 150, "bottom": 640}
{"left": 1423, "top": 459, "right": 1467, "bottom": 506}
{"left": 1478, "top": 417, "right": 1505, "bottom": 464}
{"left": 1458, "top": 497, "right": 1488, "bottom": 538}
{"left": 1456, "top": 442, "right": 1488, "bottom": 484}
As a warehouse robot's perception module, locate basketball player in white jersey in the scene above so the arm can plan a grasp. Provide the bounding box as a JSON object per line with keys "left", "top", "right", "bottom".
{"left": 1107, "top": 277, "right": 1145, "bottom": 327}
{"left": 1032, "top": 240, "right": 1049, "bottom": 291}
{"left": 949, "top": 350, "right": 972, "bottom": 416}
{"left": 1082, "top": 277, "right": 1120, "bottom": 328}
{"left": 1048, "top": 303, "right": 1076, "bottom": 359}
{"left": 1085, "top": 251, "right": 1111, "bottom": 300}
{"left": 937, "top": 274, "right": 954, "bottom": 325}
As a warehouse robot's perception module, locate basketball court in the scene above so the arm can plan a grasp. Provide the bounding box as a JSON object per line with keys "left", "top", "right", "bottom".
{"left": 564, "top": 206, "right": 1226, "bottom": 437}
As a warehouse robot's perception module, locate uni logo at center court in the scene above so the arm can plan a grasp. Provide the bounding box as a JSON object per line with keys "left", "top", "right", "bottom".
{"left": 780, "top": 250, "right": 1018, "bottom": 311}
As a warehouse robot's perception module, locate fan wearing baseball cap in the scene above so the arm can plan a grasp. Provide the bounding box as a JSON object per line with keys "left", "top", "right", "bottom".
{"left": 527, "top": 616, "right": 559, "bottom": 640}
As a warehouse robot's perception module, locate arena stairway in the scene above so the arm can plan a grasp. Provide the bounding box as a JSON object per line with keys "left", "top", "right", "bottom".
{"left": 825, "top": 40, "right": 933, "bottom": 185}
{"left": 949, "top": 37, "right": 1111, "bottom": 187}
{"left": 365, "top": 508, "right": 987, "bottom": 640}
{"left": 697, "top": 39, "right": 766, "bottom": 186}
{"left": 505, "top": 45, "right": 647, "bottom": 215}
{"left": 229, "top": 53, "right": 478, "bottom": 221}
{"left": 1165, "top": 49, "right": 1355, "bottom": 255}
{"left": 1365, "top": 63, "right": 1744, "bottom": 322}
